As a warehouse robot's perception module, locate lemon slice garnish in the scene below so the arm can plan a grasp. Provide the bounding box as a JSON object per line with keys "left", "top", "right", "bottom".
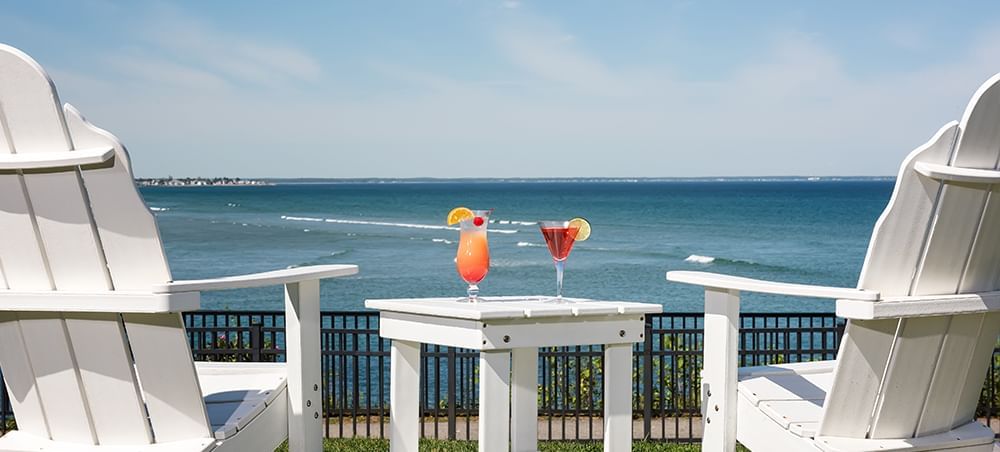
{"left": 447, "top": 207, "right": 474, "bottom": 225}
{"left": 569, "top": 217, "right": 591, "bottom": 241}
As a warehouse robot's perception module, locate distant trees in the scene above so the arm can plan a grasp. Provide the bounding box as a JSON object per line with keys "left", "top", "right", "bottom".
{"left": 133, "top": 177, "right": 267, "bottom": 187}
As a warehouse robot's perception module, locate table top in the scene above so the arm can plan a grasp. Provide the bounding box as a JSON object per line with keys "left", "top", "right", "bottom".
{"left": 365, "top": 295, "right": 662, "bottom": 320}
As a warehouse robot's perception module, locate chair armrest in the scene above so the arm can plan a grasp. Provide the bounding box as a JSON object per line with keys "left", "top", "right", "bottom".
{"left": 153, "top": 264, "right": 358, "bottom": 293}
{"left": 667, "top": 271, "right": 879, "bottom": 301}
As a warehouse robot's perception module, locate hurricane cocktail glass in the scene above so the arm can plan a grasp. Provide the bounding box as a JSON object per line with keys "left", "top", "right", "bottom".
{"left": 455, "top": 209, "right": 491, "bottom": 302}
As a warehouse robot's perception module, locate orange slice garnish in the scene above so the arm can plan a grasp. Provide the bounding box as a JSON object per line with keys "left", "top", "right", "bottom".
{"left": 447, "top": 207, "right": 474, "bottom": 225}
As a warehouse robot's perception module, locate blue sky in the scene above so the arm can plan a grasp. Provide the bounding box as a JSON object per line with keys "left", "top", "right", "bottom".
{"left": 3, "top": 1, "right": 1000, "bottom": 178}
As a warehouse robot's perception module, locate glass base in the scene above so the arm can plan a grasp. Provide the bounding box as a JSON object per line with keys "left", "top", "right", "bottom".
{"left": 541, "top": 296, "right": 575, "bottom": 304}
{"left": 456, "top": 296, "right": 491, "bottom": 303}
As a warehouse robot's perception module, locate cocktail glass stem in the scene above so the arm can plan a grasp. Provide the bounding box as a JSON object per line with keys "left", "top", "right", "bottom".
{"left": 467, "top": 284, "right": 480, "bottom": 303}
{"left": 554, "top": 259, "right": 564, "bottom": 301}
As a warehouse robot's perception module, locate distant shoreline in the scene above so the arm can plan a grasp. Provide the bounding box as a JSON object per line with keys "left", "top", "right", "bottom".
{"left": 136, "top": 177, "right": 271, "bottom": 187}
{"left": 136, "top": 176, "right": 895, "bottom": 186}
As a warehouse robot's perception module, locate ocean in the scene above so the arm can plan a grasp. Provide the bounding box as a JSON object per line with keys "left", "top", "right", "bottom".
{"left": 141, "top": 179, "right": 894, "bottom": 313}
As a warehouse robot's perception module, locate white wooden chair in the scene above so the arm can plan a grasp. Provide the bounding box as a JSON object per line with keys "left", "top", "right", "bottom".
{"left": 668, "top": 73, "right": 1000, "bottom": 452}
{"left": 0, "top": 44, "right": 357, "bottom": 452}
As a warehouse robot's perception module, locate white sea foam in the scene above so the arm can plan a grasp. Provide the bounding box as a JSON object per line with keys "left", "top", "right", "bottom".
{"left": 517, "top": 242, "right": 545, "bottom": 248}
{"left": 432, "top": 238, "right": 454, "bottom": 245}
{"left": 149, "top": 207, "right": 170, "bottom": 212}
{"left": 303, "top": 229, "right": 310, "bottom": 232}
{"left": 281, "top": 215, "right": 518, "bottom": 234}
{"left": 227, "top": 202, "right": 240, "bottom": 207}
{"left": 283, "top": 215, "right": 323, "bottom": 222}
{"left": 685, "top": 254, "right": 716, "bottom": 264}
{"left": 494, "top": 220, "right": 537, "bottom": 226}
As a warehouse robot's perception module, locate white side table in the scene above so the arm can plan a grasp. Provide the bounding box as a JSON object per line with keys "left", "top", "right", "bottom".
{"left": 364, "top": 296, "right": 662, "bottom": 452}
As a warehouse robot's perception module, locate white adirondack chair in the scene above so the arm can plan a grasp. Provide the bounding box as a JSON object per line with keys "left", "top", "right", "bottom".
{"left": 0, "top": 44, "right": 357, "bottom": 452}
{"left": 668, "top": 74, "right": 1000, "bottom": 452}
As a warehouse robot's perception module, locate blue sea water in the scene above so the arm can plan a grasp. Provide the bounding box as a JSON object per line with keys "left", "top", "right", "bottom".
{"left": 141, "top": 179, "right": 894, "bottom": 313}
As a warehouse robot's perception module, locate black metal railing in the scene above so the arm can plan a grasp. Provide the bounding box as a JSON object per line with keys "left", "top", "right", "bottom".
{"left": 0, "top": 311, "right": 998, "bottom": 442}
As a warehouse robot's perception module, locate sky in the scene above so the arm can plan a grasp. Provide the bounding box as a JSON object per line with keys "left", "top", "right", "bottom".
{"left": 3, "top": 1, "right": 1000, "bottom": 178}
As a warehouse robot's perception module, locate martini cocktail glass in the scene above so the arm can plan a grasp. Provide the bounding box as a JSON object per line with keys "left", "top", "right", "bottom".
{"left": 538, "top": 218, "right": 590, "bottom": 302}
{"left": 455, "top": 209, "right": 491, "bottom": 302}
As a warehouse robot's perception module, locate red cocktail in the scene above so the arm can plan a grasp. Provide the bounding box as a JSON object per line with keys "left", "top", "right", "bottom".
{"left": 540, "top": 224, "right": 578, "bottom": 260}
{"left": 538, "top": 218, "right": 590, "bottom": 302}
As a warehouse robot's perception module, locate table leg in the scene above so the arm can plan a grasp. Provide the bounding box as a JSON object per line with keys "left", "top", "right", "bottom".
{"left": 390, "top": 340, "right": 420, "bottom": 452}
{"left": 604, "top": 343, "right": 632, "bottom": 452}
{"left": 511, "top": 347, "right": 538, "bottom": 452}
{"left": 479, "top": 350, "right": 511, "bottom": 452}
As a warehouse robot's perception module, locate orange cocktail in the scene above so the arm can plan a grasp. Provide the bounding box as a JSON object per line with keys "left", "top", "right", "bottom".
{"left": 457, "top": 227, "right": 489, "bottom": 285}
{"left": 447, "top": 207, "right": 491, "bottom": 302}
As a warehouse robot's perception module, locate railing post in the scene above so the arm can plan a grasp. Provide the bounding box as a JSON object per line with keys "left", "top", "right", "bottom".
{"left": 642, "top": 314, "right": 653, "bottom": 439}
{"left": 447, "top": 346, "right": 457, "bottom": 440}
{"left": 250, "top": 320, "right": 263, "bottom": 362}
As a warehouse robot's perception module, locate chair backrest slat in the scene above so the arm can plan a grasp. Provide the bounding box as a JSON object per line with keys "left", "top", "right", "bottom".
{"left": 915, "top": 312, "right": 995, "bottom": 435}
{"left": 816, "top": 318, "right": 898, "bottom": 437}
{"left": 23, "top": 172, "right": 111, "bottom": 291}
{"left": 16, "top": 312, "right": 96, "bottom": 443}
{"left": 869, "top": 316, "right": 949, "bottom": 437}
{"left": 123, "top": 313, "right": 212, "bottom": 442}
{"left": 0, "top": 312, "right": 49, "bottom": 438}
{"left": 950, "top": 312, "right": 1000, "bottom": 430}
{"left": 0, "top": 175, "right": 51, "bottom": 290}
{"left": 64, "top": 313, "right": 153, "bottom": 445}
{"left": 820, "top": 74, "right": 1000, "bottom": 439}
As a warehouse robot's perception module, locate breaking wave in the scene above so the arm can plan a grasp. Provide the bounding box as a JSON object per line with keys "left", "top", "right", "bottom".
{"left": 684, "top": 254, "right": 716, "bottom": 264}
{"left": 684, "top": 254, "right": 760, "bottom": 266}
{"left": 494, "top": 219, "right": 537, "bottom": 226}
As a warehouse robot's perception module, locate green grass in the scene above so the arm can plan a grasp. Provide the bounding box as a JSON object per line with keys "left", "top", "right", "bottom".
{"left": 278, "top": 438, "right": 704, "bottom": 451}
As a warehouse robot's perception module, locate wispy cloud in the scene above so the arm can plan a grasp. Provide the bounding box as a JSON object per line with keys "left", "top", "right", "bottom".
{"left": 101, "top": 5, "right": 322, "bottom": 91}
{"left": 495, "top": 23, "right": 627, "bottom": 96}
